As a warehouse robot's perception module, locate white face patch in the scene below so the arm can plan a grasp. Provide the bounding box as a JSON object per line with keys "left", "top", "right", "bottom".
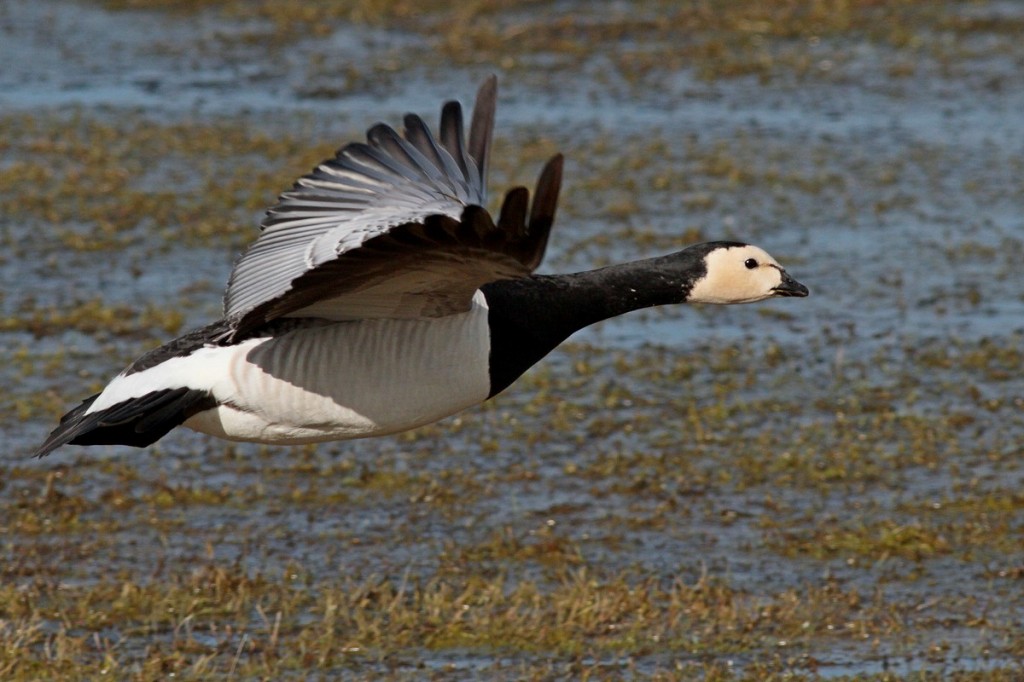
{"left": 687, "top": 245, "right": 788, "bottom": 304}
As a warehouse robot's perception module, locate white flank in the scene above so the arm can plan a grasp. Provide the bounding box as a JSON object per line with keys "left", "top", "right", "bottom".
{"left": 90, "top": 292, "right": 493, "bottom": 445}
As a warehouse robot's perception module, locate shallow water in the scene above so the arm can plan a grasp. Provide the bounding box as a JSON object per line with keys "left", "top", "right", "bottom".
{"left": 2, "top": 1, "right": 1024, "bottom": 679}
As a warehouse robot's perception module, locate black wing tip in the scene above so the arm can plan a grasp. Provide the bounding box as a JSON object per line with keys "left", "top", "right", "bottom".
{"left": 440, "top": 100, "right": 462, "bottom": 117}
{"left": 367, "top": 121, "right": 399, "bottom": 141}
{"left": 497, "top": 186, "right": 530, "bottom": 237}
{"left": 530, "top": 154, "right": 564, "bottom": 221}
{"left": 403, "top": 111, "right": 428, "bottom": 129}
{"left": 438, "top": 102, "right": 464, "bottom": 146}
{"left": 469, "top": 76, "right": 498, "bottom": 180}
{"left": 521, "top": 154, "right": 564, "bottom": 271}
{"left": 477, "top": 74, "right": 498, "bottom": 100}
{"left": 472, "top": 75, "right": 498, "bottom": 122}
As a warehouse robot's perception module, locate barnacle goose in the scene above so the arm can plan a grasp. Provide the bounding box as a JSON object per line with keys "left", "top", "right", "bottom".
{"left": 33, "top": 76, "right": 808, "bottom": 457}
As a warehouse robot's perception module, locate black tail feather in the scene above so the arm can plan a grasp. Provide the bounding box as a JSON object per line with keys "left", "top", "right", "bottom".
{"left": 33, "top": 388, "right": 216, "bottom": 458}
{"left": 32, "top": 393, "right": 100, "bottom": 458}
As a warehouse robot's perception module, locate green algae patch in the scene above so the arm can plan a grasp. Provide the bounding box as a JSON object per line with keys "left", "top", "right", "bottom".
{"left": 0, "top": 111, "right": 337, "bottom": 252}
{"left": 0, "top": 299, "right": 184, "bottom": 338}
{"left": 91, "top": 0, "right": 1024, "bottom": 85}
{"left": 0, "top": 563, "right": 911, "bottom": 679}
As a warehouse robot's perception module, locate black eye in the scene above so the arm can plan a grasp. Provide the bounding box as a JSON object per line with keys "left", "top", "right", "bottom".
{"left": 744, "top": 258, "right": 758, "bottom": 269}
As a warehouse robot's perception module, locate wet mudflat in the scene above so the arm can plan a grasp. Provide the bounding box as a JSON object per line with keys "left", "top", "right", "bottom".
{"left": 2, "top": 1, "right": 1024, "bottom": 679}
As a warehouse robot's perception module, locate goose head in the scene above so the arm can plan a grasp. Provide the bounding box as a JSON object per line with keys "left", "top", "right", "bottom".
{"left": 687, "top": 243, "right": 808, "bottom": 304}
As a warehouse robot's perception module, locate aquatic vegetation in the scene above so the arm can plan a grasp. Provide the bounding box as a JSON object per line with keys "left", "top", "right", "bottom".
{"left": 4, "top": 0, "right": 1024, "bottom": 678}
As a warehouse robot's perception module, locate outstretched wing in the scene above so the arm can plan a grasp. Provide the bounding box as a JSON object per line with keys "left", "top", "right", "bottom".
{"left": 222, "top": 76, "right": 562, "bottom": 341}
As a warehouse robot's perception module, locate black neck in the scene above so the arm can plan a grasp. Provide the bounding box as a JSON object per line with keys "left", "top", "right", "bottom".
{"left": 482, "top": 251, "right": 708, "bottom": 396}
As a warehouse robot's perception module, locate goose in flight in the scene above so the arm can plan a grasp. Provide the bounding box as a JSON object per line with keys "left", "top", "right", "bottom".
{"left": 33, "top": 77, "right": 808, "bottom": 458}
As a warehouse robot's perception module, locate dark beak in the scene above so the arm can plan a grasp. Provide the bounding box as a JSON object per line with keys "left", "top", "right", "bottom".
{"left": 772, "top": 271, "right": 809, "bottom": 297}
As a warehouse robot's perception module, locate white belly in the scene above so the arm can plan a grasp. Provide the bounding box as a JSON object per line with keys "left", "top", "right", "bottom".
{"left": 186, "top": 302, "right": 492, "bottom": 444}
{"left": 88, "top": 294, "right": 493, "bottom": 446}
